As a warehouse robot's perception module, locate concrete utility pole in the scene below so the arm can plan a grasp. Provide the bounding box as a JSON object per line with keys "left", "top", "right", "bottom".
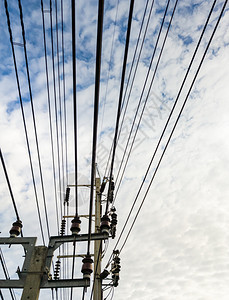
{"left": 94, "top": 177, "right": 102, "bottom": 300}
{"left": 21, "top": 246, "right": 48, "bottom": 300}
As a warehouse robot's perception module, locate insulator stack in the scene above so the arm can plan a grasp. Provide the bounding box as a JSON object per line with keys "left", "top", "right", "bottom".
{"left": 9, "top": 220, "right": 23, "bottom": 237}
{"left": 81, "top": 255, "right": 93, "bottom": 279}
{"left": 53, "top": 260, "right": 61, "bottom": 280}
{"left": 60, "top": 219, "right": 66, "bottom": 236}
{"left": 64, "top": 187, "right": 70, "bottom": 205}
{"left": 110, "top": 207, "right": 117, "bottom": 239}
{"left": 70, "top": 216, "right": 81, "bottom": 235}
{"left": 111, "top": 250, "right": 120, "bottom": 287}
{"left": 100, "top": 215, "right": 110, "bottom": 234}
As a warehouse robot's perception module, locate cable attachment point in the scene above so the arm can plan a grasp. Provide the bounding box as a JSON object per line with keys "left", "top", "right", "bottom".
{"left": 81, "top": 255, "right": 93, "bottom": 279}
{"left": 9, "top": 220, "right": 23, "bottom": 237}
{"left": 64, "top": 187, "right": 70, "bottom": 206}
{"left": 100, "top": 177, "right": 108, "bottom": 194}
{"left": 100, "top": 269, "right": 109, "bottom": 280}
{"left": 108, "top": 178, "right": 115, "bottom": 203}
{"left": 111, "top": 250, "right": 120, "bottom": 287}
{"left": 70, "top": 215, "right": 81, "bottom": 235}
{"left": 60, "top": 219, "right": 66, "bottom": 236}
{"left": 110, "top": 207, "right": 117, "bottom": 239}
{"left": 53, "top": 260, "right": 61, "bottom": 280}
{"left": 100, "top": 215, "right": 110, "bottom": 234}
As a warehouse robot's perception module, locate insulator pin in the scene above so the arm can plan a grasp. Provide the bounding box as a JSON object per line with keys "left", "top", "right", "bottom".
{"left": 9, "top": 220, "right": 22, "bottom": 237}
{"left": 100, "top": 215, "right": 110, "bottom": 234}
{"left": 70, "top": 216, "right": 81, "bottom": 235}
{"left": 81, "top": 255, "right": 93, "bottom": 279}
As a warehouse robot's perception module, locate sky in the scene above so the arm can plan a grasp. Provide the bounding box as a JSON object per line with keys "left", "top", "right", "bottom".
{"left": 0, "top": 0, "right": 229, "bottom": 299}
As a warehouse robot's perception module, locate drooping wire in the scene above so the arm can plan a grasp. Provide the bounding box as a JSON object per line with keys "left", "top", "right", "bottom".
{"left": 40, "top": 0, "right": 60, "bottom": 232}
{"left": 0, "top": 247, "right": 16, "bottom": 300}
{"left": 17, "top": 0, "right": 51, "bottom": 239}
{"left": 87, "top": 0, "right": 105, "bottom": 256}
{"left": 114, "top": 0, "right": 175, "bottom": 201}
{"left": 111, "top": 0, "right": 226, "bottom": 258}
{"left": 105, "top": 0, "right": 135, "bottom": 215}
{"left": 4, "top": 0, "right": 45, "bottom": 245}
{"left": 103, "top": 0, "right": 152, "bottom": 179}
{"left": 0, "top": 148, "right": 20, "bottom": 222}
{"left": 50, "top": 0, "right": 63, "bottom": 219}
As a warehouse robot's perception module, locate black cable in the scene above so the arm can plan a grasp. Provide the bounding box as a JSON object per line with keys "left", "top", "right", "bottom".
{"left": 87, "top": 0, "right": 105, "bottom": 255}
{"left": 114, "top": 0, "right": 172, "bottom": 201}
{"left": 60, "top": 0, "right": 69, "bottom": 186}
{"left": 17, "top": 0, "right": 51, "bottom": 239}
{"left": 40, "top": 0, "right": 60, "bottom": 232}
{"left": 70, "top": 240, "right": 76, "bottom": 300}
{"left": 119, "top": 0, "right": 227, "bottom": 253}
{"left": 106, "top": 0, "right": 135, "bottom": 215}
{"left": 54, "top": 0, "right": 65, "bottom": 198}
{"left": 0, "top": 148, "right": 20, "bottom": 221}
{"left": 0, "top": 290, "right": 3, "bottom": 300}
{"left": 4, "top": 0, "right": 45, "bottom": 245}
{"left": 71, "top": 0, "right": 79, "bottom": 216}
{"left": 50, "top": 0, "right": 63, "bottom": 219}
{"left": 0, "top": 248, "right": 16, "bottom": 300}
{"left": 106, "top": 0, "right": 220, "bottom": 266}
{"left": 103, "top": 0, "right": 152, "bottom": 179}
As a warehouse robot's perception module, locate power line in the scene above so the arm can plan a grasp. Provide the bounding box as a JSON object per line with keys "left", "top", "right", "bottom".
{"left": 40, "top": 0, "right": 60, "bottom": 232}
{"left": 0, "top": 148, "right": 20, "bottom": 222}
{"left": 50, "top": 0, "right": 63, "bottom": 219}
{"left": 103, "top": 0, "right": 153, "bottom": 179}
{"left": 114, "top": 0, "right": 173, "bottom": 201}
{"left": 4, "top": 0, "right": 45, "bottom": 245}
{"left": 87, "top": 0, "right": 105, "bottom": 255}
{"left": 119, "top": 0, "right": 226, "bottom": 255}
{"left": 18, "top": 0, "right": 51, "bottom": 239}
{"left": 106, "top": 0, "right": 135, "bottom": 215}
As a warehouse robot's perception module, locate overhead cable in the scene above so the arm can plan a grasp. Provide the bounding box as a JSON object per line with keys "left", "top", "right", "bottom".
{"left": 119, "top": 0, "right": 227, "bottom": 254}
{"left": 4, "top": 0, "right": 45, "bottom": 245}
{"left": 114, "top": 0, "right": 173, "bottom": 200}
{"left": 40, "top": 0, "right": 60, "bottom": 232}
{"left": 87, "top": 0, "right": 105, "bottom": 255}
{"left": 106, "top": 0, "right": 135, "bottom": 215}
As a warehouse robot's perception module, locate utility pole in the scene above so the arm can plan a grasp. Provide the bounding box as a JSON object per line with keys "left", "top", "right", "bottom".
{"left": 21, "top": 246, "right": 48, "bottom": 300}
{"left": 94, "top": 177, "right": 102, "bottom": 300}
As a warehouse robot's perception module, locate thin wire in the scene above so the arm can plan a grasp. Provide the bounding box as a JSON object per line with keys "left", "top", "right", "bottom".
{"left": 54, "top": 0, "right": 65, "bottom": 197}
{"left": 98, "top": 0, "right": 120, "bottom": 164}
{"left": 89, "top": 241, "right": 102, "bottom": 300}
{"left": 87, "top": 0, "right": 105, "bottom": 255}
{"left": 60, "top": 0, "right": 69, "bottom": 185}
{"left": 70, "top": 241, "right": 76, "bottom": 300}
{"left": 40, "top": 0, "right": 60, "bottom": 231}
{"left": 17, "top": 0, "right": 51, "bottom": 239}
{"left": 103, "top": 0, "right": 152, "bottom": 178}
{"left": 4, "top": 0, "right": 45, "bottom": 245}
{"left": 106, "top": 0, "right": 135, "bottom": 215}
{"left": 71, "top": 0, "right": 79, "bottom": 215}
{"left": 0, "top": 248, "right": 16, "bottom": 300}
{"left": 119, "top": 0, "right": 227, "bottom": 253}
{"left": 106, "top": 0, "right": 220, "bottom": 266}
{"left": 50, "top": 0, "right": 63, "bottom": 219}
{"left": 0, "top": 148, "right": 20, "bottom": 221}
{"left": 114, "top": 0, "right": 172, "bottom": 200}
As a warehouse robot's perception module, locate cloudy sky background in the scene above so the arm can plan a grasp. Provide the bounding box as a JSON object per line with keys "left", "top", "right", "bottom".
{"left": 0, "top": 0, "right": 229, "bottom": 299}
